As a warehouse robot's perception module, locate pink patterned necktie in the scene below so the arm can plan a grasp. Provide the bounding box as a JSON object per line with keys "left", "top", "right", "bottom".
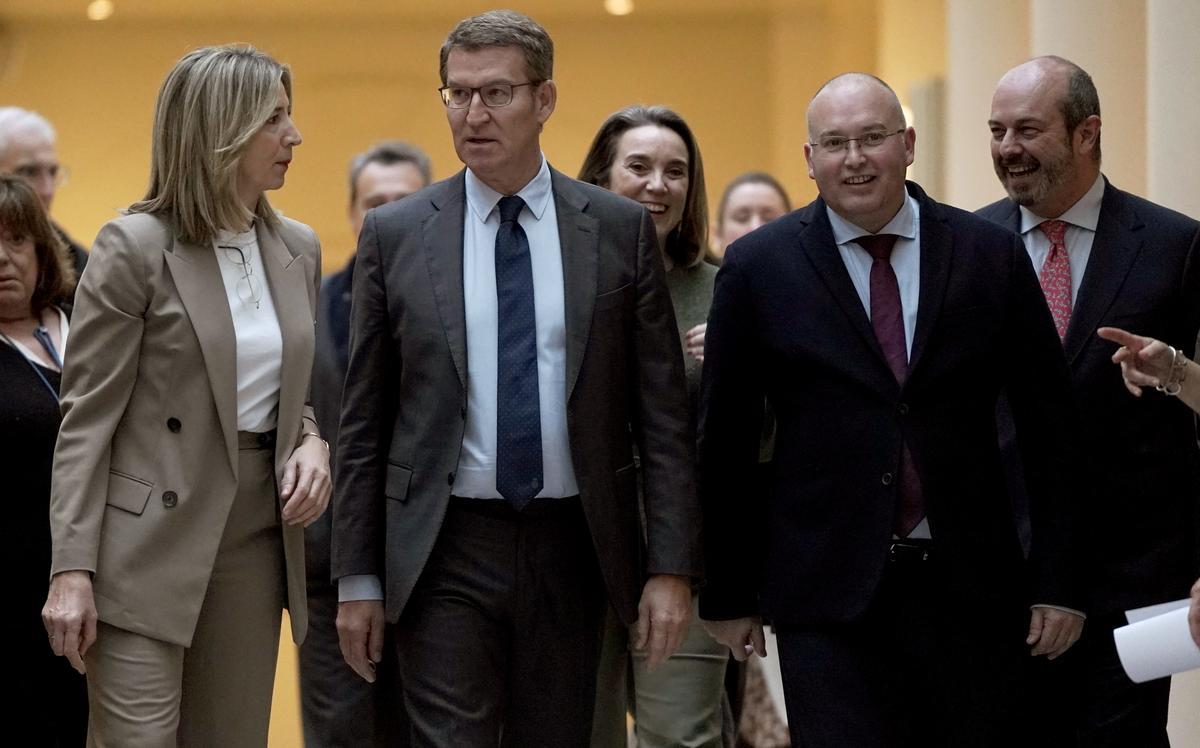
{"left": 1038, "top": 220, "right": 1072, "bottom": 340}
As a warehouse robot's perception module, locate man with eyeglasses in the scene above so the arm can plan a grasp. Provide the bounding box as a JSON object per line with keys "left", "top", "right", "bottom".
{"left": 698, "top": 72, "right": 1083, "bottom": 746}
{"left": 0, "top": 107, "right": 87, "bottom": 280}
{"left": 979, "top": 56, "right": 1200, "bottom": 747}
{"left": 331, "top": 10, "right": 699, "bottom": 746}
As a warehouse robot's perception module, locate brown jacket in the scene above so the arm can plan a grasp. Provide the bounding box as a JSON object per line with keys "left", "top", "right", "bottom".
{"left": 50, "top": 211, "right": 320, "bottom": 647}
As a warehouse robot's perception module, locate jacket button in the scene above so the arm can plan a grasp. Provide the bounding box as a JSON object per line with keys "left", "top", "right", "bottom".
{"left": 881, "top": 473, "right": 894, "bottom": 486}
{"left": 162, "top": 491, "right": 179, "bottom": 508}
{"left": 447, "top": 472, "right": 456, "bottom": 486}
{"left": 897, "top": 403, "right": 909, "bottom": 416}
{"left": 167, "top": 417, "right": 182, "bottom": 432}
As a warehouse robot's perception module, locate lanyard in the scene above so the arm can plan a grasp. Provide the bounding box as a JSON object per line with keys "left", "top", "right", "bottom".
{"left": 0, "top": 328, "right": 61, "bottom": 404}
{"left": 32, "top": 325, "right": 64, "bottom": 369}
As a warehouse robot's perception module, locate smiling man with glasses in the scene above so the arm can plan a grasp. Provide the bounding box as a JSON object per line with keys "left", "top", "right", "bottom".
{"left": 699, "top": 72, "right": 1084, "bottom": 746}
{"left": 0, "top": 107, "right": 87, "bottom": 284}
{"left": 331, "top": 10, "right": 700, "bottom": 746}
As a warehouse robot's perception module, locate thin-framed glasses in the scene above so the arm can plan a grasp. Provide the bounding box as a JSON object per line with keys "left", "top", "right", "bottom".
{"left": 438, "top": 81, "right": 542, "bottom": 109}
{"left": 14, "top": 163, "right": 69, "bottom": 188}
{"left": 217, "top": 244, "right": 263, "bottom": 310}
{"left": 809, "top": 129, "right": 906, "bottom": 155}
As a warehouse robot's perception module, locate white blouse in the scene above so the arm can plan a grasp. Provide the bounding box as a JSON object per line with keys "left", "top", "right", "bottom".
{"left": 214, "top": 226, "right": 283, "bottom": 432}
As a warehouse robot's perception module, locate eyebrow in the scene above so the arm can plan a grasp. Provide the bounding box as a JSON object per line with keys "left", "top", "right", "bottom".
{"left": 622, "top": 151, "right": 688, "bottom": 165}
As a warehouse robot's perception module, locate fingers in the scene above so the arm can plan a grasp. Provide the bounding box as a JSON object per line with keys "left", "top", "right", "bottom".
{"left": 337, "top": 602, "right": 380, "bottom": 683}
{"left": 1026, "top": 608, "right": 1044, "bottom": 648}
{"left": 279, "top": 460, "right": 298, "bottom": 502}
{"left": 1096, "top": 326, "right": 1137, "bottom": 347}
{"left": 634, "top": 606, "right": 650, "bottom": 652}
{"left": 368, "top": 605, "right": 386, "bottom": 665}
{"left": 750, "top": 622, "right": 767, "bottom": 658}
{"left": 42, "top": 571, "right": 96, "bottom": 674}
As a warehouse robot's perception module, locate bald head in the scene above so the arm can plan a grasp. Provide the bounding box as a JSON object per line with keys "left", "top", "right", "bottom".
{"left": 0, "top": 107, "right": 61, "bottom": 210}
{"left": 989, "top": 56, "right": 1101, "bottom": 217}
{"left": 807, "top": 73, "right": 905, "bottom": 142}
{"left": 803, "top": 71, "right": 915, "bottom": 233}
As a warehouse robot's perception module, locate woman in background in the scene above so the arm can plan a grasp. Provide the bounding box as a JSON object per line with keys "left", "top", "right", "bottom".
{"left": 580, "top": 104, "right": 728, "bottom": 748}
{"left": 41, "top": 44, "right": 329, "bottom": 746}
{"left": 708, "top": 171, "right": 791, "bottom": 265}
{"left": 0, "top": 174, "right": 86, "bottom": 745}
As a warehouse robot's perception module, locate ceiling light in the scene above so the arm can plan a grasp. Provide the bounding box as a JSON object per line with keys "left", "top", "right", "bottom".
{"left": 87, "top": 0, "right": 115, "bottom": 21}
{"left": 605, "top": 0, "right": 634, "bottom": 16}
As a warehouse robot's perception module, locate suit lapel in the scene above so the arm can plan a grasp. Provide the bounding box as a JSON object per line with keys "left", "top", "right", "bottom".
{"left": 259, "top": 220, "right": 315, "bottom": 468}
{"left": 163, "top": 238, "right": 239, "bottom": 477}
{"left": 908, "top": 190, "right": 953, "bottom": 376}
{"left": 1063, "top": 183, "right": 1143, "bottom": 364}
{"left": 423, "top": 174, "right": 469, "bottom": 389}
{"left": 797, "top": 202, "right": 895, "bottom": 385}
{"left": 551, "top": 171, "right": 599, "bottom": 402}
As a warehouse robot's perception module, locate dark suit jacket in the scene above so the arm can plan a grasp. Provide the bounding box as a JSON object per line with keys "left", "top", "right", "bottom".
{"left": 699, "top": 182, "right": 1081, "bottom": 627}
{"left": 331, "top": 167, "right": 701, "bottom": 625}
{"left": 979, "top": 179, "right": 1200, "bottom": 617}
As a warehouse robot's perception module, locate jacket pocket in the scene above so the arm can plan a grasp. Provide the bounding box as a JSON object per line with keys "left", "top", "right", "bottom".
{"left": 106, "top": 470, "right": 153, "bottom": 515}
{"left": 594, "top": 283, "right": 633, "bottom": 312}
{"left": 385, "top": 462, "right": 414, "bottom": 503}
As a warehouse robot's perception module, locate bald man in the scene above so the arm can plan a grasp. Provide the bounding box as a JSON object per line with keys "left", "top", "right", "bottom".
{"left": 0, "top": 107, "right": 87, "bottom": 279}
{"left": 699, "top": 72, "right": 1083, "bottom": 746}
{"left": 980, "top": 56, "right": 1200, "bottom": 747}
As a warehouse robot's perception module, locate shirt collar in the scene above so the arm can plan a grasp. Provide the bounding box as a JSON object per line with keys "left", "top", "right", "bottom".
{"left": 1019, "top": 173, "right": 1105, "bottom": 234}
{"left": 826, "top": 190, "right": 919, "bottom": 246}
{"left": 465, "top": 156, "right": 552, "bottom": 224}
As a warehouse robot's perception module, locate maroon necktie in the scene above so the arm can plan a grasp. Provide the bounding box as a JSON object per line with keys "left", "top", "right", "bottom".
{"left": 855, "top": 234, "right": 924, "bottom": 537}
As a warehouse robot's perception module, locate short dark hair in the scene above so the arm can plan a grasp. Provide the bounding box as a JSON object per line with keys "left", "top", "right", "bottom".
{"left": 0, "top": 174, "right": 74, "bottom": 313}
{"left": 439, "top": 10, "right": 553, "bottom": 85}
{"left": 348, "top": 141, "right": 433, "bottom": 203}
{"left": 1036, "top": 55, "right": 1102, "bottom": 162}
{"left": 716, "top": 172, "right": 791, "bottom": 228}
{"left": 578, "top": 105, "right": 709, "bottom": 269}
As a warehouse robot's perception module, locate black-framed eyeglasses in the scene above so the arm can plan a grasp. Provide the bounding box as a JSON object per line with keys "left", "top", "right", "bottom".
{"left": 809, "top": 129, "right": 906, "bottom": 155}
{"left": 438, "top": 81, "right": 542, "bottom": 109}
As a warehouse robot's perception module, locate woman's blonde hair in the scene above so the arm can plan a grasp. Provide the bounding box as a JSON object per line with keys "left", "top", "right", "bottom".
{"left": 129, "top": 44, "right": 292, "bottom": 245}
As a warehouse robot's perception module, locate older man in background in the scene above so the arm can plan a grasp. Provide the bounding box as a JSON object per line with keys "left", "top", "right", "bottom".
{"left": 300, "top": 140, "right": 432, "bottom": 747}
{"left": 0, "top": 107, "right": 87, "bottom": 277}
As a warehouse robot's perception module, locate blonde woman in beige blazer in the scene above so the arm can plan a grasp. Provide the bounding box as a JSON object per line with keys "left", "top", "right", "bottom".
{"left": 41, "top": 45, "right": 330, "bottom": 746}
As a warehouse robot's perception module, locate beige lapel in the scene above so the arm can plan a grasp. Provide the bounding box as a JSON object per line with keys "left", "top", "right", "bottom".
{"left": 257, "top": 219, "right": 315, "bottom": 471}
{"left": 163, "top": 238, "right": 239, "bottom": 477}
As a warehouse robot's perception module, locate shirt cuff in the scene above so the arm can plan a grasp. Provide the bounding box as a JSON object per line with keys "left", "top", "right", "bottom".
{"left": 1031, "top": 603, "right": 1086, "bottom": 620}
{"left": 338, "top": 574, "right": 383, "bottom": 602}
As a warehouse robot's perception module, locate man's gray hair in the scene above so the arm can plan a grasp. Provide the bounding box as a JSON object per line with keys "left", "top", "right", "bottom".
{"left": 439, "top": 10, "right": 553, "bottom": 85}
{"left": 0, "top": 107, "right": 56, "bottom": 160}
{"left": 348, "top": 141, "right": 433, "bottom": 203}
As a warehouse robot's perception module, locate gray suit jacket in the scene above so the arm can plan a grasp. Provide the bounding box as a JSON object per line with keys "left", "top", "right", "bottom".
{"left": 331, "top": 167, "right": 701, "bottom": 624}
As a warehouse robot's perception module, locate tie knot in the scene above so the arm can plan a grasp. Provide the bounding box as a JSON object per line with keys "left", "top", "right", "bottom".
{"left": 1039, "top": 219, "right": 1068, "bottom": 245}
{"left": 855, "top": 233, "right": 898, "bottom": 260}
{"left": 498, "top": 195, "right": 526, "bottom": 224}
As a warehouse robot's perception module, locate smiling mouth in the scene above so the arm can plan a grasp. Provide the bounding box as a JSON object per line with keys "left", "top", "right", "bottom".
{"left": 1004, "top": 163, "right": 1038, "bottom": 177}
{"left": 642, "top": 202, "right": 669, "bottom": 215}
{"left": 844, "top": 175, "right": 875, "bottom": 185}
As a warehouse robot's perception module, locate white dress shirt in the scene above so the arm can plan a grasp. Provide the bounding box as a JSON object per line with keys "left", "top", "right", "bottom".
{"left": 454, "top": 157, "right": 578, "bottom": 499}
{"left": 827, "top": 194, "right": 930, "bottom": 539}
{"left": 1018, "top": 173, "right": 1105, "bottom": 301}
{"left": 214, "top": 227, "right": 283, "bottom": 433}
{"left": 340, "top": 158, "right": 577, "bottom": 603}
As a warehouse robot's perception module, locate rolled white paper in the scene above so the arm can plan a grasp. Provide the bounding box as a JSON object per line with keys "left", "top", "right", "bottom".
{"left": 1115, "top": 601, "right": 1200, "bottom": 684}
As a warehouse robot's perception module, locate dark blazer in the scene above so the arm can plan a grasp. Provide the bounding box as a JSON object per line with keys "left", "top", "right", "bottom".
{"left": 979, "top": 179, "right": 1200, "bottom": 617}
{"left": 699, "top": 182, "right": 1082, "bottom": 626}
{"left": 331, "top": 167, "right": 701, "bottom": 625}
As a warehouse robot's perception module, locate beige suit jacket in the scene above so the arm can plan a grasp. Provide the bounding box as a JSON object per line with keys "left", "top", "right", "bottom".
{"left": 50, "top": 211, "right": 320, "bottom": 647}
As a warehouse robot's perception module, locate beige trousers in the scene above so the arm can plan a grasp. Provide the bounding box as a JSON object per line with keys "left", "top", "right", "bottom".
{"left": 84, "top": 444, "right": 286, "bottom": 747}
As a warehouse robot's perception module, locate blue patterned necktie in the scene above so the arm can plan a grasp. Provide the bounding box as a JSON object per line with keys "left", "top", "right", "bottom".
{"left": 494, "top": 195, "right": 543, "bottom": 509}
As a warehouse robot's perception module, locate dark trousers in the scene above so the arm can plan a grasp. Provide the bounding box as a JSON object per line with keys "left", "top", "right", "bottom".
{"left": 775, "top": 548, "right": 1028, "bottom": 748}
{"left": 1028, "top": 611, "right": 1171, "bottom": 747}
{"left": 299, "top": 508, "right": 408, "bottom": 748}
{"left": 396, "top": 496, "right": 607, "bottom": 747}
